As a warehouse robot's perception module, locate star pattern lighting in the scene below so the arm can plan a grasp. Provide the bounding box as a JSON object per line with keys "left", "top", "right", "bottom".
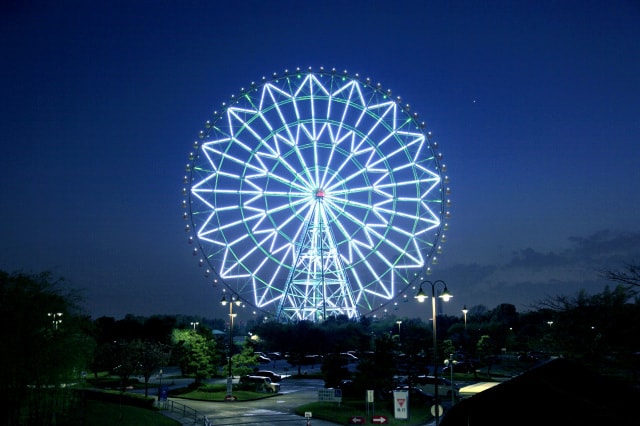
{"left": 185, "top": 68, "right": 450, "bottom": 321}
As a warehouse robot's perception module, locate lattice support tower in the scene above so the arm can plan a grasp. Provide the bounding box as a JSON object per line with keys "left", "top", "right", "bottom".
{"left": 276, "top": 191, "right": 358, "bottom": 322}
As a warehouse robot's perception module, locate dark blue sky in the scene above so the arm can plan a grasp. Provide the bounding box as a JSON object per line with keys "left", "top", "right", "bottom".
{"left": 2, "top": 1, "right": 639, "bottom": 322}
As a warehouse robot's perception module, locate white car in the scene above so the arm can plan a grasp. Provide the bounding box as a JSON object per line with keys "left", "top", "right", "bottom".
{"left": 415, "top": 375, "right": 460, "bottom": 398}
{"left": 238, "top": 375, "right": 281, "bottom": 393}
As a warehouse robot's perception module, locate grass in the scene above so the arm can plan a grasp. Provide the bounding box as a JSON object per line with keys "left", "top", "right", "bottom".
{"left": 170, "top": 382, "right": 277, "bottom": 401}
{"left": 84, "top": 399, "right": 179, "bottom": 426}
{"left": 294, "top": 398, "right": 432, "bottom": 426}
{"left": 85, "top": 357, "right": 632, "bottom": 426}
{"left": 83, "top": 364, "right": 520, "bottom": 426}
{"left": 174, "top": 382, "right": 435, "bottom": 425}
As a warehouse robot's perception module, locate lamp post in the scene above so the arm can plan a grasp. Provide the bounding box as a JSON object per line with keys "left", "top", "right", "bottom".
{"left": 415, "top": 280, "right": 452, "bottom": 426}
{"left": 396, "top": 320, "right": 402, "bottom": 346}
{"left": 190, "top": 321, "right": 199, "bottom": 331}
{"left": 48, "top": 312, "right": 63, "bottom": 330}
{"left": 449, "top": 353, "right": 455, "bottom": 406}
{"left": 461, "top": 305, "right": 468, "bottom": 333}
{"left": 221, "top": 293, "right": 241, "bottom": 399}
{"left": 461, "top": 305, "right": 468, "bottom": 352}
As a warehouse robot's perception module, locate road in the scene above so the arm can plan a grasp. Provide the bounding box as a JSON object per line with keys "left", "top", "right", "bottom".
{"left": 152, "top": 362, "right": 343, "bottom": 426}
{"left": 165, "top": 378, "right": 338, "bottom": 426}
{"left": 150, "top": 359, "right": 455, "bottom": 426}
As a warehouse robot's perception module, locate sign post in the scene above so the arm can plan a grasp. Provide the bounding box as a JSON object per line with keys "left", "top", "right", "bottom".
{"left": 366, "top": 389, "right": 375, "bottom": 416}
{"left": 158, "top": 385, "right": 169, "bottom": 402}
{"left": 393, "top": 389, "right": 409, "bottom": 419}
{"left": 318, "top": 388, "right": 342, "bottom": 406}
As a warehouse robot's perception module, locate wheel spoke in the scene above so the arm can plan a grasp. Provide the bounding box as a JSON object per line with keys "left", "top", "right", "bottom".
{"left": 185, "top": 69, "right": 448, "bottom": 321}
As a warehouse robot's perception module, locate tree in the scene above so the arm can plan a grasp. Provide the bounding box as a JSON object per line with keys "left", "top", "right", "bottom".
{"left": 0, "top": 270, "right": 95, "bottom": 425}
{"left": 394, "top": 318, "right": 429, "bottom": 379}
{"left": 442, "top": 339, "right": 455, "bottom": 362}
{"left": 231, "top": 341, "right": 259, "bottom": 377}
{"left": 171, "top": 328, "right": 218, "bottom": 384}
{"left": 476, "top": 335, "right": 497, "bottom": 377}
{"left": 287, "top": 321, "right": 320, "bottom": 375}
{"left": 600, "top": 262, "right": 640, "bottom": 290}
{"left": 143, "top": 315, "right": 178, "bottom": 344}
{"left": 535, "top": 284, "right": 640, "bottom": 373}
{"left": 354, "top": 334, "right": 396, "bottom": 399}
{"left": 321, "top": 353, "right": 350, "bottom": 388}
{"left": 137, "top": 341, "right": 171, "bottom": 397}
{"left": 110, "top": 340, "right": 144, "bottom": 391}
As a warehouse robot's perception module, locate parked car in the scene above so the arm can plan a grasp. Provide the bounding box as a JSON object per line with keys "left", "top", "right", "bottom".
{"left": 339, "top": 352, "right": 359, "bottom": 363}
{"left": 390, "top": 386, "right": 435, "bottom": 406}
{"left": 518, "top": 352, "right": 538, "bottom": 362}
{"left": 415, "top": 375, "right": 460, "bottom": 398}
{"left": 238, "top": 375, "right": 280, "bottom": 393}
{"left": 257, "top": 355, "right": 272, "bottom": 364}
{"left": 300, "top": 354, "right": 323, "bottom": 365}
{"left": 254, "top": 370, "right": 282, "bottom": 382}
{"left": 392, "top": 375, "right": 409, "bottom": 386}
{"left": 267, "top": 352, "right": 284, "bottom": 360}
{"left": 442, "top": 360, "right": 476, "bottom": 373}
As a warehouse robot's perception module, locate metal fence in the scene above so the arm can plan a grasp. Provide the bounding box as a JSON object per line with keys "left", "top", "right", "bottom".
{"left": 159, "top": 399, "right": 211, "bottom": 425}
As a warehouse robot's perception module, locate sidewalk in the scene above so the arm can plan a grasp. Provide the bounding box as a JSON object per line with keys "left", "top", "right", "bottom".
{"left": 159, "top": 401, "right": 341, "bottom": 426}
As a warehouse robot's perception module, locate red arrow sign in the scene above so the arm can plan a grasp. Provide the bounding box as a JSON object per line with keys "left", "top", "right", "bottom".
{"left": 372, "top": 415, "right": 388, "bottom": 424}
{"left": 348, "top": 416, "right": 366, "bottom": 424}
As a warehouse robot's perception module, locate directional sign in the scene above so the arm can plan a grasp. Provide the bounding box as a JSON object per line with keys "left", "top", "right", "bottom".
{"left": 318, "top": 388, "right": 342, "bottom": 402}
{"left": 372, "top": 415, "right": 388, "bottom": 424}
{"left": 159, "top": 385, "right": 169, "bottom": 401}
{"left": 348, "top": 416, "right": 366, "bottom": 424}
{"left": 431, "top": 403, "right": 444, "bottom": 417}
{"left": 393, "top": 389, "right": 409, "bottom": 419}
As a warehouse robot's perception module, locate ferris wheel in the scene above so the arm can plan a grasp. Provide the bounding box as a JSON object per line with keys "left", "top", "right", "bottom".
{"left": 183, "top": 67, "right": 450, "bottom": 322}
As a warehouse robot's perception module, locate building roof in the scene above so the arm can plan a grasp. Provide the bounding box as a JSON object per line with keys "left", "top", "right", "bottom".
{"left": 441, "top": 357, "right": 638, "bottom": 426}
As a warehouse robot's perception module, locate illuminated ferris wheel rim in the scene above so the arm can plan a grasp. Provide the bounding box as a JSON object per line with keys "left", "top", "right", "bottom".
{"left": 184, "top": 67, "right": 451, "bottom": 321}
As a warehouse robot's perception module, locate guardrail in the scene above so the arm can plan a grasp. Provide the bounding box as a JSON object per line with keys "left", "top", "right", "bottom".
{"left": 159, "top": 399, "right": 211, "bottom": 425}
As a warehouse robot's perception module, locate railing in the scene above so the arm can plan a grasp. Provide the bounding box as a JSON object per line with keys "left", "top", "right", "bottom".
{"left": 159, "top": 399, "right": 211, "bottom": 425}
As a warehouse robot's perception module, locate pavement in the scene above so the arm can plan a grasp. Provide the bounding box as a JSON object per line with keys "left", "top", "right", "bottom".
{"left": 148, "top": 363, "right": 446, "bottom": 426}
{"left": 149, "top": 364, "right": 342, "bottom": 426}
{"left": 160, "top": 409, "right": 341, "bottom": 426}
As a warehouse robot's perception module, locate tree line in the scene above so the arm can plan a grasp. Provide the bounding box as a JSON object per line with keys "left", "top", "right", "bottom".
{"left": 2, "top": 265, "right": 639, "bottom": 424}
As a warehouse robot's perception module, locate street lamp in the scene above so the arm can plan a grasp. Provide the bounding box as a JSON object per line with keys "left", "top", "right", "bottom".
{"left": 190, "top": 321, "right": 199, "bottom": 331}
{"left": 449, "top": 353, "right": 455, "bottom": 406}
{"left": 461, "top": 305, "right": 468, "bottom": 352}
{"left": 396, "top": 320, "right": 402, "bottom": 345}
{"left": 415, "top": 279, "right": 452, "bottom": 426}
{"left": 461, "top": 305, "right": 468, "bottom": 333}
{"left": 158, "top": 369, "right": 163, "bottom": 399}
{"left": 48, "top": 312, "right": 63, "bottom": 330}
{"left": 221, "top": 293, "right": 241, "bottom": 400}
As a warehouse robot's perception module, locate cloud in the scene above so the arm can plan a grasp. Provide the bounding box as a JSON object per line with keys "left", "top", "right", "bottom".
{"left": 437, "top": 229, "right": 640, "bottom": 312}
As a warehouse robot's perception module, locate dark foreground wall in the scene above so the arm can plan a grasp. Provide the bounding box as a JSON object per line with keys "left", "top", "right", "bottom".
{"left": 441, "top": 358, "right": 639, "bottom": 426}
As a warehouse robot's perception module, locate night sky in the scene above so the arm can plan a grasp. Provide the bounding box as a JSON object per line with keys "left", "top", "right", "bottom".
{"left": 2, "top": 1, "right": 639, "bottom": 322}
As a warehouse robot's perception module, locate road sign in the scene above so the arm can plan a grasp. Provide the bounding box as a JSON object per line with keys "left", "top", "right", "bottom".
{"left": 371, "top": 415, "right": 388, "bottom": 424}
{"left": 318, "top": 388, "right": 342, "bottom": 402}
{"left": 159, "top": 385, "right": 169, "bottom": 401}
{"left": 431, "top": 403, "right": 443, "bottom": 417}
{"left": 367, "top": 389, "right": 374, "bottom": 403}
{"left": 393, "top": 389, "right": 409, "bottom": 419}
{"left": 348, "top": 416, "right": 366, "bottom": 424}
